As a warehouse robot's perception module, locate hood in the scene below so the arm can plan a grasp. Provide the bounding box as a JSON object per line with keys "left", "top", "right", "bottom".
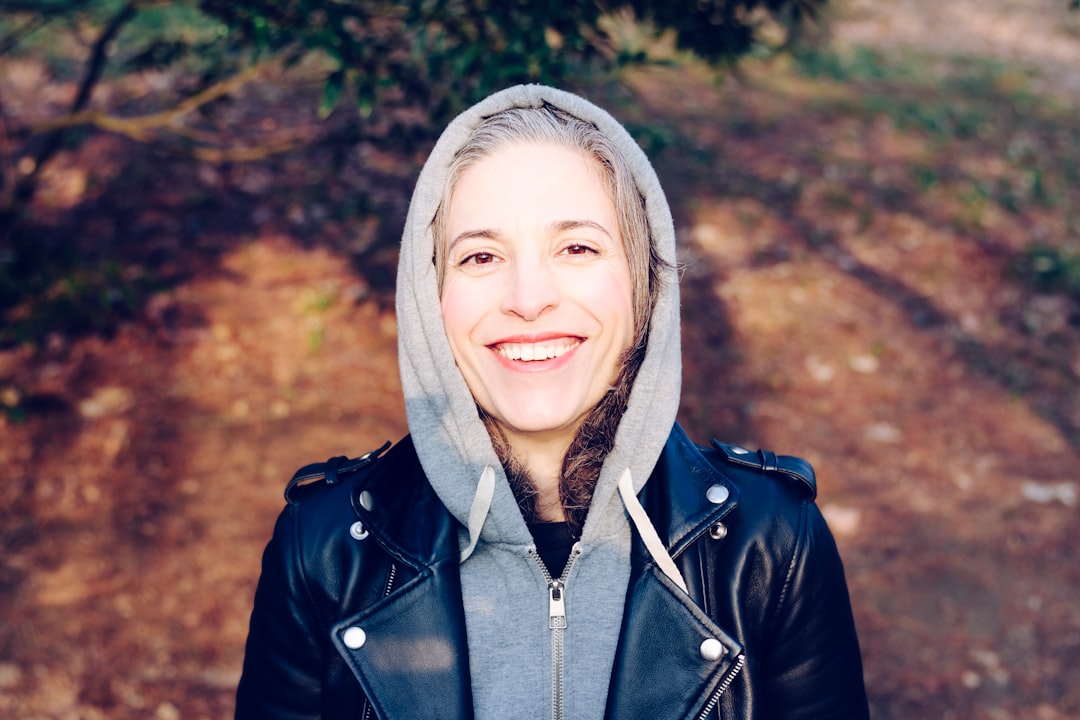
{"left": 395, "top": 84, "right": 681, "bottom": 549}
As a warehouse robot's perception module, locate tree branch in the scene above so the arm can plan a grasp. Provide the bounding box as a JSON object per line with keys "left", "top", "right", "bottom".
{"left": 0, "top": 0, "right": 92, "bottom": 14}
{"left": 0, "top": 101, "right": 17, "bottom": 213}
{"left": 71, "top": 2, "right": 137, "bottom": 111}
{"left": 30, "top": 58, "right": 277, "bottom": 140}
{"left": 0, "top": 14, "right": 46, "bottom": 57}
{"left": 189, "top": 133, "right": 316, "bottom": 163}
{"left": 19, "top": 50, "right": 322, "bottom": 165}
{"left": 16, "top": 0, "right": 136, "bottom": 204}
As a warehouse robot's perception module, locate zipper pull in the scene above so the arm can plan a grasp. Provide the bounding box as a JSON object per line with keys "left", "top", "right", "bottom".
{"left": 549, "top": 579, "right": 567, "bottom": 629}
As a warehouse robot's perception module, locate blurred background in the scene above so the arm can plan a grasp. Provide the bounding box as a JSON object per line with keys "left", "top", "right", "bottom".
{"left": 1, "top": 1, "right": 1078, "bottom": 717}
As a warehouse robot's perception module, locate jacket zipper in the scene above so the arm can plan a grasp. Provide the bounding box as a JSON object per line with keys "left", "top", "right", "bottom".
{"left": 360, "top": 562, "right": 399, "bottom": 720}
{"left": 382, "top": 562, "right": 397, "bottom": 598}
{"left": 695, "top": 652, "right": 746, "bottom": 720}
{"left": 530, "top": 545, "right": 580, "bottom": 720}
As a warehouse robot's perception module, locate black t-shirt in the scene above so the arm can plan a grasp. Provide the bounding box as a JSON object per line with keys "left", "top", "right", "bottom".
{"left": 527, "top": 521, "right": 576, "bottom": 579}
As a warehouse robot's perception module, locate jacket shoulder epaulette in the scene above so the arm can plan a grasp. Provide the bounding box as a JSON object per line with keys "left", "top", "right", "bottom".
{"left": 284, "top": 440, "right": 392, "bottom": 504}
{"left": 709, "top": 439, "right": 817, "bottom": 500}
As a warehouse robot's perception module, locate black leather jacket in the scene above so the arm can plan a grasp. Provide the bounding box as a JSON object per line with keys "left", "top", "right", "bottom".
{"left": 236, "top": 424, "right": 869, "bottom": 719}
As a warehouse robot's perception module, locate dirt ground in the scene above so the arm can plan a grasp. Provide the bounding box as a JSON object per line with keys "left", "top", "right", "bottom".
{"left": 2, "top": 1, "right": 1079, "bottom": 718}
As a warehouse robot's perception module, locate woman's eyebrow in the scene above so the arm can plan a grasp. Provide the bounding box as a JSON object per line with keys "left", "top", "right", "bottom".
{"left": 548, "top": 219, "right": 614, "bottom": 238}
{"left": 448, "top": 228, "right": 499, "bottom": 251}
{"left": 449, "top": 220, "right": 613, "bottom": 250}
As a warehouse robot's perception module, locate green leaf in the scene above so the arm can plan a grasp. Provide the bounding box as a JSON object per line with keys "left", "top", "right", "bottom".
{"left": 319, "top": 68, "right": 344, "bottom": 119}
{"left": 357, "top": 93, "right": 373, "bottom": 119}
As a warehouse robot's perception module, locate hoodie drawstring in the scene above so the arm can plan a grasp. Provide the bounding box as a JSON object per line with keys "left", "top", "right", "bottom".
{"left": 617, "top": 468, "right": 688, "bottom": 594}
{"left": 460, "top": 465, "right": 496, "bottom": 562}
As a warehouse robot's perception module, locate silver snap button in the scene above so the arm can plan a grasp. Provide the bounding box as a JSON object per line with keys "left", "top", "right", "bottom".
{"left": 359, "top": 490, "right": 374, "bottom": 511}
{"left": 700, "top": 638, "right": 725, "bottom": 661}
{"left": 709, "top": 522, "right": 728, "bottom": 540}
{"left": 706, "top": 484, "right": 730, "bottom": 504}
{"left": 731, "top": 446, "right": 750, "bottom": 455}
{"left": 343, "top": 626, "right": 366, "bottom": 649}
{"left": 349, "top": 521, "right": 369, "bottom": 540}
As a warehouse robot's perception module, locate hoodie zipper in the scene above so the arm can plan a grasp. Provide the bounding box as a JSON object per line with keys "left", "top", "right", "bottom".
{"left": 530, "top": 545, "right": 581, "bottom": 720}
{"left": 695, "top": 652, "right": 746, "bottom": 720}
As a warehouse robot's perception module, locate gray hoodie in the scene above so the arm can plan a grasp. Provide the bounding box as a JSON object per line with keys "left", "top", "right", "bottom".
{"left": 395, "top": 85, "right": 682, "bottom": 720}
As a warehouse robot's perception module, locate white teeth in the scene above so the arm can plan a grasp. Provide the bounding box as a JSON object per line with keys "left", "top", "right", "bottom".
{"left": 494, "top": 339, "right": 578, "bottom": 362}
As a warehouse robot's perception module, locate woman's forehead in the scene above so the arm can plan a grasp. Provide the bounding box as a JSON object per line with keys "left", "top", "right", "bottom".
{"left": 446, "top": 143, "right": 617, "bottom": 234}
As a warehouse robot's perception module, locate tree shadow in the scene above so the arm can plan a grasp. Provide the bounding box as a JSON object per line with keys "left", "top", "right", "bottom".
{"left": 618, "top": 61, "right": 1080, "bottom": 451}
{"left": 0, "top": 113, "right": 431, "bottom": 712}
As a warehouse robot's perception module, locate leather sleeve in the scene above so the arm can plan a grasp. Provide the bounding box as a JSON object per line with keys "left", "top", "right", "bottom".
{"left": 759, "top": 501, "right": 870, "bottom": 719}
{"left": 235, "top": 504, "right": 326, "bottom": 720}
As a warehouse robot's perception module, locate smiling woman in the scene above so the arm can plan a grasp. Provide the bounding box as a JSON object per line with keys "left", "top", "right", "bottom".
{"left": 236, "top": 85, "right": 870, "bottom": 720}
{"left": 441, "top": 142, "right": 635, "bottom": 523}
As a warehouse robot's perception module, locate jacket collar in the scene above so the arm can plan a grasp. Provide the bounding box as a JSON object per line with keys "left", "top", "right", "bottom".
{"left": 350, "top": 436, "right": 463, "bottom": 570}
{"left": 641, "top": 423, "right": 740, "bottom": 558}
{"left": 348, "top": 425, "right": 738, "bottom": 569}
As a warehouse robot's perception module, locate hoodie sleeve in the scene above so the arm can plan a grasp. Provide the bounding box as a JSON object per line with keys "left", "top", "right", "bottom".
{"left": 235, "top": 504, "right": 325, "bottom": 720}
{"left": 757, "top": 501, "right": 870, "bottom": 719}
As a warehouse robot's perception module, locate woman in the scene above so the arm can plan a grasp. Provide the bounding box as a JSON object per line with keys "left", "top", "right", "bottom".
{"left": 236, "top": 84, "right": 869, "bottom": 719}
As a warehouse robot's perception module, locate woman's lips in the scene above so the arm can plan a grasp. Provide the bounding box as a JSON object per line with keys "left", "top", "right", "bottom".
{"left": 487, "top": 335, "right": 584, "bottom": 370}
{"left": 491, "top": 337, "right": 581, "bottom": 362}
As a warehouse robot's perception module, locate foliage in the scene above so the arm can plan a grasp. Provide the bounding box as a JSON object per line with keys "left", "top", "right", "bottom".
{"left": 0, "top": 0, "right": 825, "bottom": 346}
{"left": 197, "top": 0, "right": 825, "bottom": 144}
{"left": 3, "top": 0, "right": 826, "bottom": 192}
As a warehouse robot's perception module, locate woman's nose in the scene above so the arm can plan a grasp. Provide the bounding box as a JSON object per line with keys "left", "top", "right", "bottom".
{"left": 500, "top": 259, "right": 560, "bottom": 321}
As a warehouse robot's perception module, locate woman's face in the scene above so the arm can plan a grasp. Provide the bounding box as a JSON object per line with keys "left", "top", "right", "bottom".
{"left": 441, "top": 142, "right": 634, "bottom": 446}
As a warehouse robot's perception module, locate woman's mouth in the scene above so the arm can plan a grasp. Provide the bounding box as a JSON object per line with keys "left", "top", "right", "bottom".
{"left": 491, "top": 338, "right": 581, "bottom": 362}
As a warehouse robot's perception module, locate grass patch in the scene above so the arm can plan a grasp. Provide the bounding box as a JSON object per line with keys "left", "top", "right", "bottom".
{"left": 789, "top": 44, "right": 1079, "bottom": 225}
{"left": 1016, "top": 246, "right": 1080, "bottom": 302}
{"left": 793, "top": 46, "right": 1037, "bottom": 141}
{"left": 793, "top": 46, "right": 920, "bottom": 84}
{"left": 0, "top": 243, "right": 159, "bottom": 347}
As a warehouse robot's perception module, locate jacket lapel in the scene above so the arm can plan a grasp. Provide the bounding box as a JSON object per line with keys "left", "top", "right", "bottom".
{"left": 607, "top": 425, "right": 744, "bottom": 720}
{"left": 330, "top": 555, "right": 473, "bottom": 720}
{"left": 328, "top": 439, "right": 474, "bottom": 720}
{"left": 607, "top": 565, "right": 743, "bottom": 720}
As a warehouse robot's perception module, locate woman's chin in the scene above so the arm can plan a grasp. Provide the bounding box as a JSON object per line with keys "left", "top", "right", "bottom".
{"left": 491, "top": 406, "right": 590, "bottom": 443}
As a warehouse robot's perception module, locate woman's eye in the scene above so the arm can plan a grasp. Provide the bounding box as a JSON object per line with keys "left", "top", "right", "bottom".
{"left": 563, "top": 244, "right": 596, "bottom": 256}
{"left": 461, "top": 251, "right": 496, "bottom": 265}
